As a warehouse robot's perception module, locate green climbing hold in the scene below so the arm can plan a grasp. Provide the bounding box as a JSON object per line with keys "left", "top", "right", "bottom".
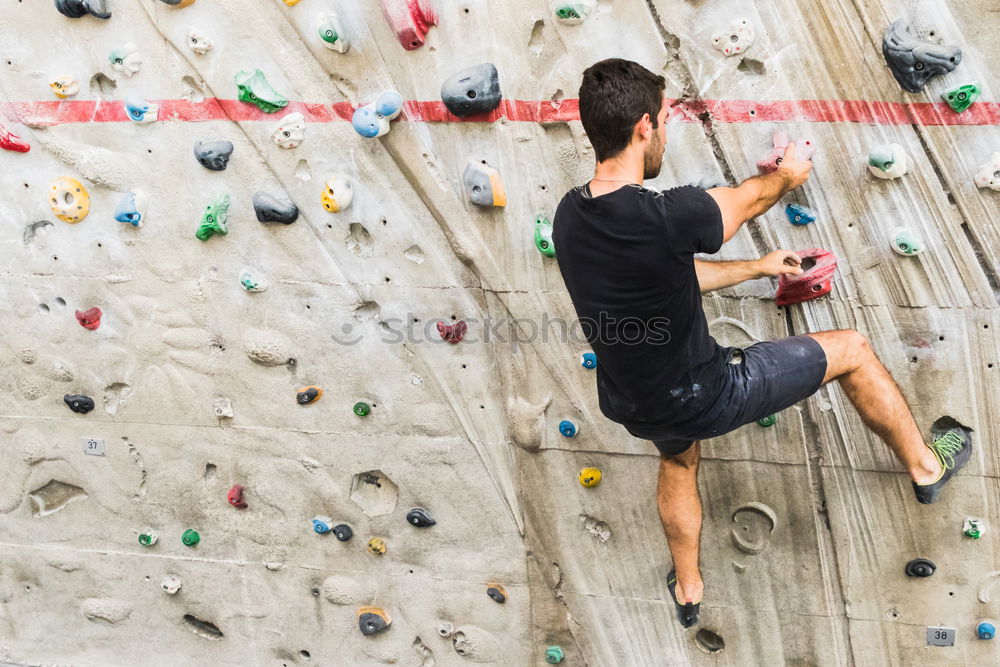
{"left": 138, "top": 529, "right": 158, "bottom": 546}
{"left": 891, "top": 227, "right": 924, "bottom": 256}
{"left": 181, "top": 528, "right": 201, "bottom": 546}
{"left": 554, "top": 2, "right": 593, "bottom": 24}
{"left": 964, "top": 517, "right": 985, "bottom": 539}
{"left": 195, "top": 195, "right": 230, "bottom": 241}
{"left": 535, "top": 214, "right": 555, "bottom": 257}
{"left": 757, "top": 414, "right": 777, "bottom": 427}
{"left": 234, "top": 69, "right": 289, "bottom": 114}
{"left": 941, "top": 82, "right": 980, "bottom": 113}
{"left": 353, "top": 401, "right": 370, "bottom": 416}
{"left": 545, "top": 646, "right": 565, "bottom": 663}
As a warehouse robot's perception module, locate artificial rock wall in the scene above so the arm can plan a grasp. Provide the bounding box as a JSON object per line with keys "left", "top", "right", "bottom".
{"left": 1, "top": 0, "right": 999, "bottom": 665}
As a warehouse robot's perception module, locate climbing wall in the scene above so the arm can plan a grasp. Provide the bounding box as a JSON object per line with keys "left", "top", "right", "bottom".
{"left": 1, "top": 0, "right": 998, "bottom": 664}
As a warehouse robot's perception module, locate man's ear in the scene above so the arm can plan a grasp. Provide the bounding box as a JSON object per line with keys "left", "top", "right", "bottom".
{"left": 636, "top": 112, "right": 652, "bottom": 141}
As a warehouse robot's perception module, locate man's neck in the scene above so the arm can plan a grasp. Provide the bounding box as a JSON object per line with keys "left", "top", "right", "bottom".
{"left": 590, "top": 154, "right": 644, "bottom": 197}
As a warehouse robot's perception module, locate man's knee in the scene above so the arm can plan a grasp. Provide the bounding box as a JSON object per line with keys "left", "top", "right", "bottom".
{"left": 660, "top": 440, "right": 700, "bottom": 468}
{"left": 808, "top": 328, "right": 873, "bottom": 379}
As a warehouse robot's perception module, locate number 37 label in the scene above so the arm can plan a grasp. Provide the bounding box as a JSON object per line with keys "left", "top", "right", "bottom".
{"left": 926, "top": 626, "right": 956, "bottom": 647}
{"left": 81, "top": 437, "right": 106, "bottom": 457}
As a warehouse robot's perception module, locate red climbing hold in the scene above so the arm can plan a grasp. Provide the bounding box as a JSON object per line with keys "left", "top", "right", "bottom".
{"left": 757, "top": 130, "right": 815, "bottom": 174}
{"left": 775, "top": 248, "right": 837, "bottom": 306}
{"left": 0, "top": 121, "right": 30, "bottom": 153}
{"left": 227, "top": 484, "right": 248, "bottom": 509}
{"left": 437, "top": 320, "right": 467, "bottom": 344}
{"left": 75, "top": 307, "right": 102, "bottom": 330}
{"left": 380, "top": 0, "right": 437, "bottom": 50}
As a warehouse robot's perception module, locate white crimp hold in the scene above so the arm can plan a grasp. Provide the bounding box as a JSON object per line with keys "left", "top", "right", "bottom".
{"left": 712, "top": 18, "right": 755, "bottom": 56}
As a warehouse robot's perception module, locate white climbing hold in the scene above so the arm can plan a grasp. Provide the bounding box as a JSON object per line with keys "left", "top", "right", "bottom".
{"left": 712, "top": 18, "right": 755, "bottom": 57}
{"left": 213, "top": 397, "right": 233, "bottom": 418}
{"left": 161, "top": 575, "right": 182, "bottom": 594}
{"left": 187, "top": 28, "right": 213, "bottom": 54}
{"left": 974, "top": 152, "right": 1000, "bottom": 191}
{"left": 730, "top": 501, "right": 777, "bottom": 555}
{"left": 272, "top": 112, "right": 306, "bottom": 149}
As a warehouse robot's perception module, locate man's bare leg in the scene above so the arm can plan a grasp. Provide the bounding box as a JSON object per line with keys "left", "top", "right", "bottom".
{"left": 804, "top": 330, "right": 941, "bottom": 483}
{"left": 657, "top": 442, "right": 704, "bottom": 606}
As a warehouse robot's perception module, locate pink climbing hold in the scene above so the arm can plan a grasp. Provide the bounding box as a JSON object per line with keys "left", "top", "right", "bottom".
{"left": 75, "top": 307, "right": 102, "bottom": 330}
{"left": 0, "top": 121, "right": 30, "bottom": 153}
{"left": 775, "top": 248, "right": 837, "bottom": 306}
{"left": 380, "top": 0, "right": 437, "bottom": 50}
{"left": 227, "top": 484, "right": 248, "bottom": 509}
{"left": 757, "top": 130, "right": 815, "bottom": 174}
{"left": 437, "top": 320, "right": 467, "bottom": 344}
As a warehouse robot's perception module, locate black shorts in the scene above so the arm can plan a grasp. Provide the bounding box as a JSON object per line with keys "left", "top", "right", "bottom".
{"left": 623, "top": 335, "right": 828, "bottom": 457}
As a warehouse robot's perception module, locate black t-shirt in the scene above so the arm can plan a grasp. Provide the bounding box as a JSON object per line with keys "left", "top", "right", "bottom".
{"left": 552, "top": 183, "right": 728, "bottom": 433}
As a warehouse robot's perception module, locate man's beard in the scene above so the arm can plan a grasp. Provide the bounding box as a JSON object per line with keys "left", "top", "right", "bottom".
{"left": 643, "top": 140, "right": 664, "bottom": 179}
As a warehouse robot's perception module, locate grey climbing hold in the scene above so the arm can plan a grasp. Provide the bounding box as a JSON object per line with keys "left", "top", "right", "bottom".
{"left": 64, "top": 394, "right": 95, "bottom": 414}
{"left": 406, "top": 507, "right": 435, "bottom": 527}
{"left": 905, "top": 558, "right": 936, "bottom": 577}
{"left": 730, "top": 502, "right": 778, "bottom": 555}
{"left": 23, "top": 220, "right": 54, "bottom": 244}
{"left": 441, "top": 63, "right": 502, "bottom": 118}
{"left": 193, "top": 140, "right": 234, "bottom": 171}
{"left": 882, "top": 19, "right": 962, "bottom": 94}
{"left": 333, "top": 523, "right": 353, "bottom": 541}
{"left": 55, "top": 0, "right": 111, "bottom": 19}
{"left": 253, "top": 192, "right": 299, "bottom": 224}
{"left": 358, "top": 607, "right": 391, "bottom": 635}
{"left": 463, "top": 161, "right": 506, "bottom": 207}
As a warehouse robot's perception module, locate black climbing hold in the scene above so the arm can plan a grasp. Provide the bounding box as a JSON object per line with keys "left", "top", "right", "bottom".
{"left": 54, "top": 0, "right": 111, "bottom": 19}
{"left": 64, "top": 394, "right": 95, "bottom": 414}
{"left": 905, "top": 558, "right": 936, "bottom": 578}
{"left": 440, "top": 63, "right": 502, "bottom": 118}
{"left": 406, "top": 507, "right": 435, "bottom": 527}
{"left": 882, "top": 19, "right": 962, "bottom": 94}
{"left": 333, "top": 524, "right": 353, "bottom": 542}
{"left": 486, "top": 583, "right": 507, "bottom": 603}
{"left": 358, "top": 607, "right": 390, "bottom": 636}
{"left": 253, "top": 192, "right": 299, "bottom": 224}
{"left": 193, "top": 140, "right": 234, "bottom": 171}
{"left": 297, "top": 386, "right": 322, "bottom": 405}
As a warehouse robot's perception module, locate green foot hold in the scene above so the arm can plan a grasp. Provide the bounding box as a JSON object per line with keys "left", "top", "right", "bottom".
{"left": 535, "top": 214, "right": 555, "bottom": 257}
{"left": 353, "top": 401, "right": 370, "bottom": 416}
{"left": 181, "top": 529, "right": 200, "bottom": 546}
{"left": 235, "top": 69, "right": 289, "bottom": 113}
{"left": 196, "top": 194, "right": 230, "bottom": 241}
{"left": 545, "top": 646, "right": 565, "bottom": 663}
{"left": 757, "top": 414, "right": 777, "bottom": 427}
{"left": 942, "top": 82, "right": 980, "bottom": 113}
{"left": 964, "top": 517, "right": 985, "bottom": 539}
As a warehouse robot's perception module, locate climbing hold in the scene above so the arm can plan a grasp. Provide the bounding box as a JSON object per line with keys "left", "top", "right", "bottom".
{"left": 114, "top": 191, "right": 148, "bottom": 228}
{"left": 0, "top": 122, "right": 30, "bottom": 153}
{"left": 253, "top": 192, "right": 299, "bottom": 224}
{"left": 161, "top": 575, "right": 182, "bottom": 595}
{"left": 580, "top": 352, "right": 597, "bottom": 369}
{"left": 234, "top": 69, "right": 288, "bottom": 114}
{"left": 904, "top": 558, "right": 936, "bottom": 577}
{"left": 358, "top": 606, "right": 391, "bottom": 635}
{"left": 283, "top": 0, "right": 299, "bottom": 4}
{"left": 124, "top": 96, "right": 158, "bottom": 124}
{"left": 553, "top": 1, "right": 594, "bottom": 24}
{"left": 321, "top": 176, "right": 353, "bottom": 213}
{"left": 974, "top": 153, "right": 1000, "bottom": 191}
{"left": 333, "top": 524, "right": 353, "bottom": 542}
{"left": 559, "top": 419, "right": 578, "bottom": 438}
{"left": 108, "top": 43, "right": 141, "bottom": 78}
{"left": 213, "top": 397, "right": 233, "bottom": 418}
{"left": 486, "top": 583, "right": 507, "bottom": 603}
{"left": 317, "top": 11, "right": 349, "bottom": 52}
{"left": 441, "top": 64, "right": 502, "bottom": 118}
{"left": 891, "top": 227, "right": 924, "bottom": 256}
{"left": 64, "top": 394, "right": 95, "bottom": 414}
{"left": 757, "top": 414, "right": 777, "bottom": 427}
{"left": 49, "top": 76, "right": 79, "bottom": 98}
{"left": 438, "top": 622, "right": 454, "bottom": 638}
{"left": 535, "top": 214, "right": 555, "bottom": 257}
{"left": 272, "top": 112, "right": 305, "bottom": 149}
{"left": 942, "top": 82, "right": 979, "bottom": 113}
{"left": 353, "top": 402, "right": 370, "bottom": 416}
{"left": 868, "top": 143, "right": 908, "bottom": 179}
{"left": 193, "top": 140, "right": 234, "bottom": 171}
{"left": 187, "top": 28, "right": 213, "bottom": 54}
{"left": 882, "top": 19, "right": 962, "bottom": 94}
{"left": 463, "top": 162, "right": 506, "bottom": 207}
{"left": 712, "top": 18, "right": 755, "bottom": 57}
{"left": 195, "top": 195, "right": 230, "bottom": 241}
{"left": 757, "top": 131, "right": 816, "bottom": 173}
{"left": 54, "top": 0, "right": 110, "bottom": 19}
{"left": 227, "top": 485, "right": 247, "bottom": 509}
{"left": 406, "top": 507, "right": 436, "bottom": 527}
{"left": 774, "top": 248, "right": 837, "bottom": 306}
{"left": 138, "top": 530, "right": 158, "bottom": 546}
{"left": 977, "top": 621, "right": 995, "bottom": 640}
{"left": 785, "top": 203, "right": 816, "bottom": 226}
{"left": 159, "top": 0, "right": 196, "bottom": 5}
{"left": 546, "top": 646, "right": 565, "bottom": 664}
{"left": 379, "top": 0, "right": 437, "bottom": 50}
{"left": 352, "top": 90, "right": 403, "bottom": 138}
{"left": 730, "top": 502, "right": 778, "bottom": 555}
{"left": 964, "top": 517, "right": 986, "bottom": 539}
{"left": 75, "top": 307, "right": 102, "bottom": 330}
{"left": 297, "top": 386, "right": 323, "bottom": 405}
{"left": 367, "top": 537, "right": 387, "bottom": 555}
{"left": 436, "top": 320, "right": 468, "bottom": 344}
{"left": 50, "top": 177, "right": 90, "bottom": 223}
{"left": 239, "top": 270, "right": 267, "bottom": 292}
{"left": 312, "top": 516, "right": 333, "bottom": 534}
{"left": 579, "top": 468, "right": 602, "bottom": 488}
{"left": 181, "top": 529, "right": 200, "bottom": 547}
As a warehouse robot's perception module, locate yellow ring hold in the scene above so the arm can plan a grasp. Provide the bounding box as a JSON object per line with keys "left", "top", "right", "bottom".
{"left": 367, "top": 537, "right": 386, "bottom": 555}
{"left": 49, "top": 177, "right": 90, "bottom": 223}
{"left": 284, "top": 0, "right": 301, "bottom": 4}
{"left": 579, "top": 467, "right": 602, "bottom": 487}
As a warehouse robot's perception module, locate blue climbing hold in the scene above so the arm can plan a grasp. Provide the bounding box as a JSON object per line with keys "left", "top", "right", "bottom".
{"left": 114, "top": 191, "right": 148, "bottom": 227}
{"left": 785, "top": 203, "right": 816, "bottom": 226}
{"left": 124, "top": 96, "right": 158, "bottom": 124}
{"left": 352, "top": 90, "right": 403, "bottom": 138}
{"left": 312, "top": 516, "right": 333, "bottom": 534}
{"left": 559, "top": 420, "right": 577, "bottom": 438}
{"left": 580, "top": 352, "right": 597, "bottom": 369}
{"left": 978, "top": 622, "right": 995, "bottom": 640}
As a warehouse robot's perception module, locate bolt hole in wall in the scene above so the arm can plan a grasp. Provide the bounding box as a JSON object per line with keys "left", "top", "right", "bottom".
{"left": 299, "top": 649, "right": 310, "bottom": 660}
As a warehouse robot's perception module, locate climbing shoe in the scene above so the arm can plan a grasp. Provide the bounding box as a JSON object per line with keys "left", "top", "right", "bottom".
{"left": 912, "top": 416, "right": 974, "bottom": 505}
{"left": 666, "top": 568, "right": 701, "bottom": 628}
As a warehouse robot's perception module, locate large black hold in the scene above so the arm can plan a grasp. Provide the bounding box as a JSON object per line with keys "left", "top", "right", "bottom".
{"left": 253, "top": 192, "right": 299, "bottom": 224}
{"left": 441, "top": 63, "right": 502, "bottom": 117}
{"left": 882, "top": 19, "right": 961, "bottom": 93}
{"left": 54, "top": 0, "right": 111, "bottom": 19}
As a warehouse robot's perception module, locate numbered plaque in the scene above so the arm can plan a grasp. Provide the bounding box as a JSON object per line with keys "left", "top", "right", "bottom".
{"left": 926, "top": 626, "right": 955, "bottom": 647}
{"left": 81, "top": 437, "right": 106, "bottom": 457}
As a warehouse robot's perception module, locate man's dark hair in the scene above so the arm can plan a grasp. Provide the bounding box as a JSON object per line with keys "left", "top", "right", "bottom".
{"left": 578, "top": 59, "right": 666, "bottom": 162}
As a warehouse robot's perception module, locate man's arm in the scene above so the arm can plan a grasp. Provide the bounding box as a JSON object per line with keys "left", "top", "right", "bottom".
{"left": 705, "top": 143, "right": 813, "bottom": 245}
{"left": 694, "top": 249, "right": 804, "bottom": 293}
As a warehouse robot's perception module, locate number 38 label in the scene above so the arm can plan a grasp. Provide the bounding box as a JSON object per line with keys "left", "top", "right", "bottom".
{"left": 926, "top": 626, "right": 955, "bottom": 647}
{"left": 81, "top": 437, "right": 106, "bottom": 457}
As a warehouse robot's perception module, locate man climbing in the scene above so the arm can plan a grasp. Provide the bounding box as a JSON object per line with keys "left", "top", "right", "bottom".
{"left": 551, "top": 58, "right": 974, "bottom": 629}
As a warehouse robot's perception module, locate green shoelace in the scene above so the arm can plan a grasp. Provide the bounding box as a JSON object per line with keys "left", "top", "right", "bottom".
{"left": 930, "top": 431, "right": 964, "bottom": 469}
